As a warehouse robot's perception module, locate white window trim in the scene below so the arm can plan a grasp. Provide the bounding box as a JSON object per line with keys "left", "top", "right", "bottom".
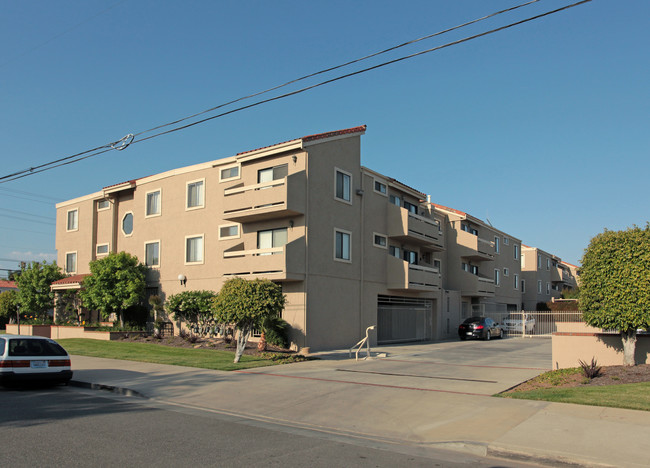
{"left": 186, "top": 178, "right": 206, "bottom": 211}
{"left": 145, "top": 189, "right": 162, "bottom": 218}
{"left": 96, "top": 243, "right": 110, "bottom": 256}
{"left": 66, "top": 208, "right": 79, "bottom": 232}
{"left": 333, "top": 228, "right": 352, "bottom": 263}
{"left": 521, "top": 279, "right": 526, "bottom": 293}
{"left": 121, "top": 211, "right": 134, "bottom": 237}
{"left": 494, "top": 269, "right": 500, "bottom": 287}
{"left": 373, "top": 179, "right": 388, "bottom": 197}
{"left": 537, "top": 280, "right": 543, "bottom": 294}
{"left": 144, "top": 240, "right": 161, "bottom": 268}
{"left": 97, "top": 199, "right": 110, "bottom": 212}
{"left": 546, "top": 258, "right": 551, "bottom": 270}
{"left": 494, "top": 236, "right": 500, "bottom": 254}
{"left": 514, "top": 274, "right": 519, "bottom": 290}
{"left": 219, "top": 163, "right": 241, "bottom": 182}
{"left": 503, "top": 267, "right": 509, "bottom": 277}
{"left": 218, "top": 223, "right": 241, "bottom": 240}
{"left": 372, "top": 232, "right": 388, "bottom": 249}
{"left": 514, "top": 245, "right": 519, "bottom": 260}
{"left": 503, "top": 237, "right": 509, "bottom": 245}
{"left": 65, "top": 251, "right": 77, "bottom": 274}
{"left": 185, "top": 234, "right": 205, "bottom": 265}
{"left": 546, "top": 282, "right": 551, "bottom": 295}
{"left": 334, "top": 167, "right": 352, "bottom": 205}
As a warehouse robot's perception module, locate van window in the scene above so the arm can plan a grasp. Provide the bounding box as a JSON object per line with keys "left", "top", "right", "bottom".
{"left": 0, "top": 338, "right": 5, "bottom": 356}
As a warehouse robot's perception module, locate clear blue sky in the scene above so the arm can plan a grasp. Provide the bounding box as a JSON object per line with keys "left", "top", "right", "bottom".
{"left": 1, "top": 0, "right": 648, "bottom": 276}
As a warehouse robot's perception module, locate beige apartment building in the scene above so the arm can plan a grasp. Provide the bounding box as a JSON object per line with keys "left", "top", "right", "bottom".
{"left": 520, "top": 245, "right": 578, "bottom": 310}
{"left": 55, "top": 125, "right": 576, "bottom": 351}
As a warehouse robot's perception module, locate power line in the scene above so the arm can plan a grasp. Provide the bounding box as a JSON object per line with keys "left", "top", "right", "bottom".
{"left": 0, "top": 226, "right": 53, "bottom": 236}
{"left": 0, "top": 208, "right": 56, "bottom": 221}
{"left": 0, "top": 213, "right": 56, "bottom": 226}
{"left": 0, "top": 0, "right": 592, "bottom": 184}
{"left": 0, "top": 186, "right": 61, "bottom": 202}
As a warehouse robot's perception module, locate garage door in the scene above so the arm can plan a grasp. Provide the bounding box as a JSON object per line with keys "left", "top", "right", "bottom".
{"left": 377, "top": 295, "right": 433, "bottom": 344}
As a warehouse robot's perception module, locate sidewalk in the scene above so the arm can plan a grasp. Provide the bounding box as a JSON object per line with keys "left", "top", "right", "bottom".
{"left": 70, "top": 353, "right": 650, "bottom": 467}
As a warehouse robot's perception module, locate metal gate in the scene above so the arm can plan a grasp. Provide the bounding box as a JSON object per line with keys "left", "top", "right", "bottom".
{"left": 377, "top": 295, "right": 433, "bottom": 344}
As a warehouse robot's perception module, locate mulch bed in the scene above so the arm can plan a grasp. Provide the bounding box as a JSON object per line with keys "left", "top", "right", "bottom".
{"left": 505, "top": 364, "right": 650, "bottom": 393}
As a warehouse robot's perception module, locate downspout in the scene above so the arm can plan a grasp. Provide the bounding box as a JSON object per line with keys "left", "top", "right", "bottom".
{"left": 303, "top": 150, "right": 309, "bottom": 351}
{"left": 358, "top": 168, "right": 365, "bottom": 339}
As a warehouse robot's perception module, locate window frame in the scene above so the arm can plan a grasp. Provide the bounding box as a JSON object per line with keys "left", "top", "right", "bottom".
{"left": 521, "top": 279, "right": 526, "bottom": 293}
{"left": 121, "top": 211, "right": 134, "bottom": 237}
{"left": 503, "top": 237, "right": 509, "bottom": 245}
{"left": 144, "top": 240, "right": 161, "bottom": 268}
{"left": 494, "top": 236, "right": 500, "bottom": 254}
{"left": 97, "top": 199, "right": 110, "bottom": 212}
{"left": 65, "top": 251, "right": 77, "bottom": 274}
{"left": 514, "top": 273, "right": 519, "bottom": 290}
{"left": 333, "top": 228, "right": 352, "bottom": 263}
{"left": 514, "top": 244, "right": 519, "bottom": 260}
{"left": 372, "top": 232, "right": 388, "bottom": 249}
{"left": 373, "top": 179, "right": 387, "bottom": 196}
{"left": 186, "top": 178, "right": 205, "bottom": 211}
{"left": 503, "top": 267, "right": 509, "bottom": 277}
{"left": 218, "top": 223, "right": 241, "bottom": 240}
{"left": 537, "top": 280, "right": 543, "bottom": 294}
{"left": 184, "top": 234, "right": 205, "bottom": 265}
{"left": 96, "top": 243, "right": 109, "bottom": 256}
{"left": 258, "top": 164, "right": 288, "bottom": 184}
{"left": 145, "top": 189, "right": 162, "bottom": 218}
{"left": 494, "top": 268, "right": 500, "bottom": 287}
{"left": 66, "top": 208, "right": 78, "bottom": 232}
{"left": 219, "top": 164, "right": 241, "bottom": 182}
{"left": 334, "top": 168, "right": 352, "bottom": 204}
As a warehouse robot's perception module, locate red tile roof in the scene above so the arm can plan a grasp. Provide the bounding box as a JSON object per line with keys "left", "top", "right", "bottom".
{"left": 102, "top": 179, "right": 138, "bottom": 190}
{"left": 51, "top": 274, "right": 91, "bottom": 286}
{"left": 0, "top": 280, "right": 17, "bottom": 289}
{"left": 430, "top": 203, "right": 467, "bottom": 217}
{"left": 236, "top": 125, "right": 367, "bottom": 156}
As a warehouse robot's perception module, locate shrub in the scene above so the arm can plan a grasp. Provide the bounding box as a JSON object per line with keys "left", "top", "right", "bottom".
{"left": 123, "top": 304, "right": 150, "bottom": 327}
{"left": 578, "top": 357, "right": 602, "bottom": 379}
{"left": 261, "top": 315, "right": 290, "bottom": 349}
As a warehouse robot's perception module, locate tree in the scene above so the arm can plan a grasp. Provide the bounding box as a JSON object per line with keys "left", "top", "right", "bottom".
{"left": 79, "top": 252, "right": 147, "bottom": 327}
{"left": 15, "top": 261, "right": 65, "bottom": 321}
{"left": 0, "top": 290, "right": 18, "bottom": 326}
{"left": 212, "top": 278, "right": 286, "bottom": 363}
{"left": 166, "top": 290, "right": 216, "bottom": 335}
{"left": 580, "top": 225, "right": 650, "bottom": 366}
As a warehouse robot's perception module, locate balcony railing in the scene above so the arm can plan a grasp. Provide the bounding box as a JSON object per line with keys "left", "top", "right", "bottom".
{"left": 387, "top": 204, "right": 443, "bottom": 250}
{"left": 460, "top": 270, "right": 495, "bottom": 297}
{"left": 386, "top": 255, "right": 440, "bottom": 291}
{"left": 222, "top": 172, "right": 305, "bottom": 223}
{"left": 456, "top": 229, "right": 495, "bottom": 261}
{"left": 222, "top": 239, "right": 305, "bottom": 281}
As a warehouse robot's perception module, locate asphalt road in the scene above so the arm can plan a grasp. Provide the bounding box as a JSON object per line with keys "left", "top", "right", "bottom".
{"left": 0, "top": 385, "right": 541, "bottom": 467}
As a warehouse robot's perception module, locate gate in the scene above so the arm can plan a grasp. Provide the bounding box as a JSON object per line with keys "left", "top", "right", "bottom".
{"left": 377, "top": 295, "right": 433, "bottom": 344}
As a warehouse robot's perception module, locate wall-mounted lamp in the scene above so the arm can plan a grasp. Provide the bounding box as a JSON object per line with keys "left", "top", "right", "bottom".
{"left": 292, "top": 155, "right": 297, "bottom": 163}
{"left": 289, "top": 220, "right": 294, "bottom": 228}
{"left": 356, "top": 189, "right": 364, "bottom": 196}
{"left": 178, "top": 274, "right": 187, "bottom": 287}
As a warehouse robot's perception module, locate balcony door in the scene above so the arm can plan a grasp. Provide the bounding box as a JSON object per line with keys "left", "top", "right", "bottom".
{"left": 257, "top": 228, "right": 287, "bottom": 255}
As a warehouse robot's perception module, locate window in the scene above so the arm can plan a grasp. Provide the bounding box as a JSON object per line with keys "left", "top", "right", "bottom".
{"left": 373, "top": 233, "right": 387, "bottom": 248}
{"left": 546, "top": 282, "right": 551, "bottom": 295}
{"left": 546, "top": 258, "right": 550, "bottom": 270}
{"left": 219, "top": 224, "right": 240, "bottom": 240}
{"left": 462, "top": 262, "right": 469, "bottom": 272}
{"left": 514, "top": 274, "right": 519, "bottom": 290}
{"left": 97, "top": 199, "right": 110, "bottom": 211}
{"left": 374, "top": 180, "right": 387, "bottom": 195}
{"left": 389, "top": 195, "right": 401, "bottom": 207}
{"left": 494, "top": 269, "right": 500, "bottom": 286}
{"left": 145, "top": 241, "right": 160, "bottom": 267}
{"left": 537, "top": 254, "right": 542, "bottom": 269}
{"left": 334, "top": 169, "right": 351, "bottom": 203}
{"left": 494, "top": 236, "right": 500, "bottom": 253}
{"left": 66, "top": 209, "right": 78, "bottom": 231}
{"left": 404, "top": 250, "right": 418, "bottom": 265}
{"left": 514, "top": 244, "right": 519, "bottom": 260}
{"left": 258, "top": 164, "right": 288, "bottom": 184}
{"left": 503, "top": 237, "right": 509, "bottom": 245}
{"left": 122, "top": 212, "right": 134, "bottom": 236}
{"left": 471, "top": 265, "right": 479, "bottom": 275}
{"left": 389, "top": 246, "right": 401, "bottom": 258}
{"left": 185, "top": 235, "right": 204, "bottom": 264}
{"left": 537, "top": 280, "right": 542, "bottom": 294}
{"left": 146, "top": 190, "right": 161, "bottom": 217}
{"left": 433, "top": 259, "right": 441, "bottom": 271}
{"left": 186, "top": 179, "right": 205, "bottom": 209}
{"left": 257, "top": 228, "right": 287, "bottom": 255}
{"left": 403, "top": 201, "right": 418, "bottom": 215}
{"left": 65, "top": 252, "right": 77, "bottom": 274}
{"left": 219, "top": 165, "right": 240, "bottom": 181}
{"left": 96, "top": 244, "right": 109, "bottom": 256}
{"left": 503, "top": 267, "right": 509, "bottom": 277}
{"left": 521, "top": 279, "right": 526, "bottom": 293}
{"left": 334, "top": 229, "right": 351, "bottom": 262}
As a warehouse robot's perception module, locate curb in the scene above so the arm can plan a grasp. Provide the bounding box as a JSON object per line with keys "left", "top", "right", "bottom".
{"left": 69, "top": 380, "right": 148, "bottom": 399}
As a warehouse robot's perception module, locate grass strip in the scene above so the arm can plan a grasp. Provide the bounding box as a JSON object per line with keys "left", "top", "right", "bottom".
{"left": 58, "top": 338, "right": 286, "bottom": 371}
{"left": 501, "top": 382, "right": 650, "bottom": 411}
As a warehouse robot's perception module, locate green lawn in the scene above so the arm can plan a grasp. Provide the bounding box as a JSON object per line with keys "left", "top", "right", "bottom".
{"left": 58, "top": 339, "right": 295, "bottom": 371}
{"left": 500, "top": 382, "right": 650, "bottom": 412}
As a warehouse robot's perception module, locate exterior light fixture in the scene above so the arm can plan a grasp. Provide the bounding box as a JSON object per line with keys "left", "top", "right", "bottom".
{"left": 178, "top": 274, "right": 187, "bottom": 286}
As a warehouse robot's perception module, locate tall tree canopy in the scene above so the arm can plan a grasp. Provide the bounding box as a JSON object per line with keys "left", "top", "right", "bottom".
{"left": 580, "top": 225, "right": 650, "bottom": 366}
{"left": 15, "top": 261, "right": 65, "bottom": 321}
{"left": 212, "top": 278, "right": 286, "bottom": 363}
{"left": 79, "top": 252, "right": 147, "bottom": 326}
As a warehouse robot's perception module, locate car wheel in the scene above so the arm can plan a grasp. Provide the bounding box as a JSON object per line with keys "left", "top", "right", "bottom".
{"left": 485, "top": 330, "right": 491, "bottom": 341}
{"left": 499, "top": 329, "right": 504, "bottom": 339}
{"left": 459, "top": 336, "right": 467, "bottom": 341}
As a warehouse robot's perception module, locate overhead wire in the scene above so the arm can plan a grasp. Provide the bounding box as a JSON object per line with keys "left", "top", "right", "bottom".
{"left": 0, "top": 0, "right": 592, "bottom": 184}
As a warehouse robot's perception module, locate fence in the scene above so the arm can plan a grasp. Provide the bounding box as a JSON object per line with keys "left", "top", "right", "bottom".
{"left": 488, "top": 311, "right": 584, "bottom": 337}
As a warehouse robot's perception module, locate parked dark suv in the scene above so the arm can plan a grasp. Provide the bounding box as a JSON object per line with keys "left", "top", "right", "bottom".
{"left": 458, "top": 317, "right": 504, "bottom": 341}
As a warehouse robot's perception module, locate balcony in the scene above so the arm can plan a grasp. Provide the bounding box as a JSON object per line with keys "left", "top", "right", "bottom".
{"left": 459, "top": 270, "right": 495, "bottom": 297}
{"left": 387, "top": 204, "right": 443, "bottom": 250}
{"left": 222, "top": 238, "right": 305, "bottom": 282}
{"left": 456, "top": 229, "right": 495, "bottom": 261}
{"left": 222, "top": 172, "right": 305, "bottom": 223}
{"left": 386, "top": 255, "right": 440, "bottom": 292}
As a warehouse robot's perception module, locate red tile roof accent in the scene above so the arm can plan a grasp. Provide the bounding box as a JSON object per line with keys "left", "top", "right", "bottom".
{"left": 51, "top": 274, "right": 91, "bottom": 285}
{"left": 236, "top": 125, "right": 367, "bottom": 156}
{"left": 102, "top": 179, "right": 138, "bottom": 190}
{"left": 0, "top": 280, "right": 17, "bottom": 289}
{"left": 430, "top": 203, "right": 467, "bottom": 217}
{"left": 387, "top": 177, "right": 426, "bottom": 198}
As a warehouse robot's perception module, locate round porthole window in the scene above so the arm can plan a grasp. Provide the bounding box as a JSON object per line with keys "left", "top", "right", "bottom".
{"left": 122, "top": 212, "right": 134, "bottom": 236}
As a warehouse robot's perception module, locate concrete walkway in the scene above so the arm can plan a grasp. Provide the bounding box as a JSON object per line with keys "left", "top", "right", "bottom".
{"left": 70, "top": 345, "right": 650, "bottom": 467}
